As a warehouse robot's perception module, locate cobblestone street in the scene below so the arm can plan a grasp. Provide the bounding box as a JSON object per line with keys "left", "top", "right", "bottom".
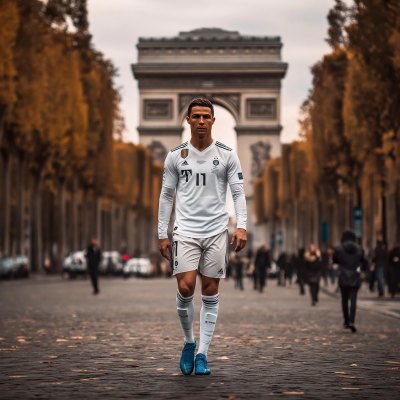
{"left": 1, "top": 276, "right": 399, "bottom": 399}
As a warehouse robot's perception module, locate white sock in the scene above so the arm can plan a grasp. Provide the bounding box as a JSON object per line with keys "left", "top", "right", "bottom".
{"left": 197, "top": 293, "right": 219, "bottom": 356}
{"left": 176, "top": 291, "right": 195, "bottom": 344}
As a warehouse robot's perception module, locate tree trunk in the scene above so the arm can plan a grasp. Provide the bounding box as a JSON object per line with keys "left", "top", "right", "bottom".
{"left": 381, "top": 180, "right": 387, "bottom": 246}
{"left": 396, "top": 180, "right": 400, "bottom": 245}
{"left": 95, "top": 196, "right": 101, "bottom": 245}
{"left": 110, "top": 198, "right": 116, "bottom": 250}
{"left": 0, "top": 105, "right": 6, "bottom": 144}
{"left": 293, "top": 198, "right": 298, "bottom": 253}
{"left": 71, "top": 176, "right": 78, "bottom": 252}
{"left": 31, "top": 166, "right": 45, "bottom": 272}
{"left": 369, "top": 175, "right": 375, "bottom": 254}
{"left": 332, "top": 195, "right": 339, "bottom": 247}
{"left": 82, "top": 185, "right": 88, "bottom": 249}
{"left": 312, "top": 198, "right": 319, "bottom": 248}
{"left": 16, "top": 151, "right": 27, "bottom": 255}
{"left": 58, "top": 178, "right": 67, "bottom": 270}
{"left": 1, "top": 149, "right": 13, "bottom": 257}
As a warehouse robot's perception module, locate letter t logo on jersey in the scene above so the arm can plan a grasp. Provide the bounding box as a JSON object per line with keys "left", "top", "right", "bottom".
{"left": 181, "top": 169, "right": 192, "bottom": 182}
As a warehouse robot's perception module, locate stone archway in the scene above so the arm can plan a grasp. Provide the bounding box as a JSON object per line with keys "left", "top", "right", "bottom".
{"left": 131, "top": 28, "right": 288, "bottom": 244}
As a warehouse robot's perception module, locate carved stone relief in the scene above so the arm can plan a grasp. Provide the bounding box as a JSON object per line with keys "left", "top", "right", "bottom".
{"left": 246, "top": 99, "right": 276, "bottom": 119}
{"left": 250, "top": 141, "right": 271, "bottom": 179}
{"left": 144, "top": 100, "right": 172, "bottom": 119}
{"left": 147, "top": 140, "right": 167, "bottom": 163}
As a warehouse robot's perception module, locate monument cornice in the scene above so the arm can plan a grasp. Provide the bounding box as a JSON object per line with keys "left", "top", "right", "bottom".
{"left": 137, "top": 40, "right": 282, "bottom": 49}
{"left": 235, "top": 125, "right": 283, "bottom": 135}
{"left": 132, "top": 62, "right": 288, "bottom": 78}
{"left": 137, "top": 126, "right": 184, "bottom": 136}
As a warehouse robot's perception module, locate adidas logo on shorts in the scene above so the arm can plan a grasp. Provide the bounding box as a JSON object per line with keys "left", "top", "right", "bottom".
{"left": 182, "top": 160, "right": 188, "bottom": 166}
{"left": 218, "top": 268, "right": 224, "bottom": 274}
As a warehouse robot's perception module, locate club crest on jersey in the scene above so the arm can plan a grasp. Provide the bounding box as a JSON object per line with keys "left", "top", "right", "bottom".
{"left": 181, "top": 149, "right": 189, "bottom": 159}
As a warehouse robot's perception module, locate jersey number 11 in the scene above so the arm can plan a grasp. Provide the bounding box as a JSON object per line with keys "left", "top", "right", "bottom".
{"left": 196, "top": 173, "right": 206, "bottom": 186}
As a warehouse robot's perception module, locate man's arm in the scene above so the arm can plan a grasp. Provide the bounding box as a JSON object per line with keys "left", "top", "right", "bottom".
{"left": 158, "top": 186, "right": 174, "bottom": 261}
{"left": 158, "top": 152, "right": 178, "bottom": 261}
{"left": 230, "top": 183, "right": 247, "bottom": 252}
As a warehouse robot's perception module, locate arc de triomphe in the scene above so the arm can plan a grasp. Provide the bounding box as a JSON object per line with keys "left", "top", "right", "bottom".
{"left": 131, "top": 28, "right": 288, "bottom": 247}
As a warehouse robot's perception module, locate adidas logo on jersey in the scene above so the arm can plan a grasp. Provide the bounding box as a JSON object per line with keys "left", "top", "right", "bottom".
{"left": 218, "top": 268, "right": 224, "bottom": 274}
{"left": 182, "top": 160, "right": 188, "bottom": 166}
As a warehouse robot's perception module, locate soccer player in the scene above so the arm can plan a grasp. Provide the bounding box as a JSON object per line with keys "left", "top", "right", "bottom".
{"left": 158, "top": 98, "right": 247, "bottom": 375}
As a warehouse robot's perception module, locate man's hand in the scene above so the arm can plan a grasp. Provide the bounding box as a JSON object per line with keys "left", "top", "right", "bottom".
{"left": 231, "top": 228, "right": 247, "bottom": 253}
{"left": 159, "top": 238, "right": 172, "bottom": 261}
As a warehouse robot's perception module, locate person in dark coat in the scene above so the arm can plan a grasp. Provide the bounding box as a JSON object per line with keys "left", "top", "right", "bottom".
{"left": 255, "top": 245, "right": 270, "bottom": 293}
{"left": 85, "top": 238, "right": 102, "bottom": 294}
{"left": 372, "top": 240, "right": 388, "bottom": 297}
{"left": 277, "top": 252, "right": 287, "bottom": 286}
{"left": 388, "top": 245, "right": 400, "bottom": 298}
{"left": 304, "top": 244, "right": 322, "bottom": 306}
{"left": 296, "top": 248, "right": 306, "bottom": 295}
{"left": 333, "top": 230, "right": 365, "bottom": 333}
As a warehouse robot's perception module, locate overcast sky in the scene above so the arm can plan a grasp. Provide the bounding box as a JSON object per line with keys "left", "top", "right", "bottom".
{"left": 88, "top": 0, "right": 335, "bottom": 144}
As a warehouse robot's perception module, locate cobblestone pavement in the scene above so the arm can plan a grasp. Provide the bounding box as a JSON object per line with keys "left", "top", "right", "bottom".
{"left": 1, "top": 276, "right": 399, "bottom": 399}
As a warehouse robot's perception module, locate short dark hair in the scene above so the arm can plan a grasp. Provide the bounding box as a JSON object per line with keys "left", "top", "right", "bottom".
{"left": 187, "top": 98, "right": 214, "bottom": 117}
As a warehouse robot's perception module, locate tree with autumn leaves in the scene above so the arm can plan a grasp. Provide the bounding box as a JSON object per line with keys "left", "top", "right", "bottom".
{"left": 0, "top": 0, "right": 162, "bottom": 271}
{"left": 255, "top": 0, "right": 400, "bottom": 252}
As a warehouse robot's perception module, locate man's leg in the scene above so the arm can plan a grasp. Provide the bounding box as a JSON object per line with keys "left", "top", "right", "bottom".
{"left": 349, "top": 288, "right": 358, "bottom": 325}
{"left": 197, "top": 276, "right": 220, "bottom": 357}
{"left": 195, "top": 231, "right": 227, "bottom": 375}
{"left": 173, "top": 234, "right": 202, "bottom": 375}
{"left": 341, "top": 287, "right": 350, "bottom": 326}
{"left": 176, "top": 271, "right": 197, "bottom": 344}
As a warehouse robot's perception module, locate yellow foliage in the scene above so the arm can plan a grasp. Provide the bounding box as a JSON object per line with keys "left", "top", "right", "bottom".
{"left": 0, "top": 0, "right": 19, "bottom": 110}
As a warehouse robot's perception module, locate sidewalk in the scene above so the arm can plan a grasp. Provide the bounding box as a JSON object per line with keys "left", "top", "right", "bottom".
{"left": 320, "top": 281, "right": 400, "bottom": 319}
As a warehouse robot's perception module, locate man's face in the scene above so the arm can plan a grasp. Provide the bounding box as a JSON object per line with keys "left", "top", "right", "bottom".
{"left": 186, "top": 106, "right": 215, "bottom": 139}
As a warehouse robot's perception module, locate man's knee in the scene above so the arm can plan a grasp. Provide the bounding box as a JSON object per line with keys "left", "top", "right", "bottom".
{"left": 202, "top": 278, "right": 220, "bottom": 296}
{"left": 178, "top": 283, "right": 194, "bottom": 298}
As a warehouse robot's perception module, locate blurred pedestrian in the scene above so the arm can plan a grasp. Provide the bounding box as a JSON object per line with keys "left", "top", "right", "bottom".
{"left": 296, "top": 248, "right": 306, "bottom": 295}
{"left": 372, "top": 240, "right": 388, "bottom": 297}
{"left": 277, "top": 252, "right": 286, "bottom": 286}
{"left": 285, "top": 253, "right": 294, "bottom": 286}
{"left": 255, "top": 245, "right": 270, "bottom": 293}
{"left": 233, "top": 253, "right": 244, "bottom": 291}
{"left": 388, "top": 244, "right": 400, "bottom": 298}
{"left": 333, "top": 230, "right": 365, "bottom": 333}
{"left": 304, "top": 244, "right": 322, "bottom": 306}
{"left": 85, "top": 238, "right": 102, "bottom": 295}
{"left": 327, "top": 247, "right": 336, "bottom": 285}
{"left": 321, "top": 250, "right": 329, "bottom": 286}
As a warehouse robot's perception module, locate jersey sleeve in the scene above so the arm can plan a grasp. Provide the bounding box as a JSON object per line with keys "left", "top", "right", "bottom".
{"left": 227, "top": 151, "right": 244, "bottom": 186}
{"left": 162, "top": 152, "right": 178, "bottom": 189}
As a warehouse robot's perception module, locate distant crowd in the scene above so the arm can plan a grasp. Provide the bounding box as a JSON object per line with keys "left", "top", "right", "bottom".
{"left": 227, "top": 240, "right": 400, "bottom": 302}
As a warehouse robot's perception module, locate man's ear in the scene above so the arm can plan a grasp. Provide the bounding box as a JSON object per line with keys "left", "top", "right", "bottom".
{"left": 186, "top": 115, "right": 190, "bottom": 124}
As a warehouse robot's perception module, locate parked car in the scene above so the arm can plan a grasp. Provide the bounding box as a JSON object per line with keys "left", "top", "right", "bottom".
{"left": 62, "top": 251, "right": 87, "bottom": 279}
{"left": 1, "top": 257, "right": 17, "bottom": 278}
{"left": 99, "top": 251, "right": 120, "bottom": 275}
{"left": 12, "top": 255, "right": 29, "bottom": 278}
{"left": 267, "top": 261, "right": 279, "bottom": 278}
{"left": 123, "top": 258, "right": 153, "bottom": 278}
{"left": 1, "top": 256, "right": 30, "bottom": 279}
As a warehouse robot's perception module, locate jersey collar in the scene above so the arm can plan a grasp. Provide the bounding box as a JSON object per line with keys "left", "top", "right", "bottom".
{"left": 188, "top": 139, "right": 215, "bottom": 156}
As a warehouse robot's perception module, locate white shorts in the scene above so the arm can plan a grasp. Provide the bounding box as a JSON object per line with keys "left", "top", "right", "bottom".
{"left": 172, "top": 230, "right": 229, "bottom": 278}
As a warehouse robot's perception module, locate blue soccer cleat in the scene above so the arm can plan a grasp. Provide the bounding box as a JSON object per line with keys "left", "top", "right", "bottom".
{"left": 180, "top": 340, "right": 196, "bottom": 375}
{"left": 195, "top": 353, "right": 211, "bottom": 375}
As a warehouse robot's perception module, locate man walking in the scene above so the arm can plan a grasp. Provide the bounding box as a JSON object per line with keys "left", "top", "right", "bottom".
{"left": 255, "top": 245, "right": 270, "bottom": 292}
{"left": 85, "top": 238, "right": 102, "bottom": 295}
{"left": 158, "top": 98, "right": 247, "bottom": 375}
